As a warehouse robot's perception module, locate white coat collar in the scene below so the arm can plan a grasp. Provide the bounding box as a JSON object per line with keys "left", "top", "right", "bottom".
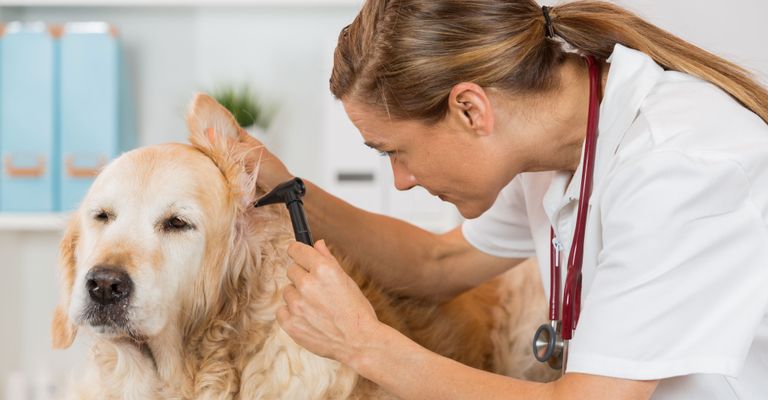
{"left": 542, "top": 44, "right": 665, "bottom": 228}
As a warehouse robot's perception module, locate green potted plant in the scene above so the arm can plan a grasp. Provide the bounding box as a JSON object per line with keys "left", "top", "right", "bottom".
{"left": 212, "top": 85, "right": 275, "bottom": 144}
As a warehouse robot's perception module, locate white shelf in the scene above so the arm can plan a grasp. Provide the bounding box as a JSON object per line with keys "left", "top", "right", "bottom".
{"left": 0, "top": 213, "right": 70, "bottom": 232}
{"left": 0, "top": 0, "right": 361, "bottom": 6}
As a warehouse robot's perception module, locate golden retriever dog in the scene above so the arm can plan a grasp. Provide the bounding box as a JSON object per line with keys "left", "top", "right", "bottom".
{"left": 51, "top": 94, "right": 555, "bottom": 399}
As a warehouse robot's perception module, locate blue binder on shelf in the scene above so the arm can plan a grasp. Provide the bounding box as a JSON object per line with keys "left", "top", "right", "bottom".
{"left": 0, "top": 22, "right": 57, "bottom": 212}
{"left": 59, "top": 22, "right": 134, "bottom": 212}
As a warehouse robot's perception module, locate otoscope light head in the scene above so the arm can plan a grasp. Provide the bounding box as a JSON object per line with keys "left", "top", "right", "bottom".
{"left": 253, "top": 178, "right": 306, "bottom": 207}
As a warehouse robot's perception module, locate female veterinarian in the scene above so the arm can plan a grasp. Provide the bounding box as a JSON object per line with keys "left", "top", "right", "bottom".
{"left": 243, "top": 1, "right": 768, "bottom": 398}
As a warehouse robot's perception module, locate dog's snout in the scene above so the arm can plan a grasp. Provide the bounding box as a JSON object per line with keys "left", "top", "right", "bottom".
{"left": 86, "top": 267, "right": 133, "bottom": 305}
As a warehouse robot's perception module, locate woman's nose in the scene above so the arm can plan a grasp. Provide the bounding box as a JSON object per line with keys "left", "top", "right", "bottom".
{"left": 390, "top": 158, "right": 417, "bottom": 191}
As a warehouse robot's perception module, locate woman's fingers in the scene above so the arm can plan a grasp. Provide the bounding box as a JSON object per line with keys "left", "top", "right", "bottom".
{"left": 235, "top": 135, "right": 293, "bottom": 188}
{"left": 282, "top": 284, "right": 303, "bottom": 314}
{"left": 286, "top": 262, "right": 309, "bottom": 286}
{"left": 288, "top": 241, "right": 328, "bottom": 273}
{"left": 276, "top": 305, "right": 291, "bottom": 327}
{"left": 314, "top": 239, "right": 335, "bottom": 260}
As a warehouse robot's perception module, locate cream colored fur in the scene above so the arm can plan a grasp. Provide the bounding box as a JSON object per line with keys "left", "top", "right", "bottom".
{"left": 52, "top": 94, "right": 556, "bottom": 399}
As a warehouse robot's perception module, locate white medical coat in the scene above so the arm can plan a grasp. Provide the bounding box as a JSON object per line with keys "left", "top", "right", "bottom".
{"left": 462, "top": 44, "right": 768, "bottom": 399}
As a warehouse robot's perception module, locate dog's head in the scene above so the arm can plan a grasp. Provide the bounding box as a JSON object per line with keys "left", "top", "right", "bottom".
{"left": 52, "top": 94, "right": 277, "bottom": 348}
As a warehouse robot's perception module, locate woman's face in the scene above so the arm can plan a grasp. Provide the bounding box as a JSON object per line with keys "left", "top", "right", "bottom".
{"left": 342, "top": 98, "right": 518, "bottom": 219}
{"left": 342, "top": 59, "right": 596, "bottom": 219}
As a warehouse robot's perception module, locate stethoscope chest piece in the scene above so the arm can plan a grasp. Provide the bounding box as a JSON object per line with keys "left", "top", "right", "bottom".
{"left": 533, "top": 320, "right": 564, "bottom": 370}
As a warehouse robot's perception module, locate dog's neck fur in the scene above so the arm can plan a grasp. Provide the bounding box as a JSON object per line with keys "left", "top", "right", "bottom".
{"left": 149, "top": 323, "right": 189, "bottom": 394}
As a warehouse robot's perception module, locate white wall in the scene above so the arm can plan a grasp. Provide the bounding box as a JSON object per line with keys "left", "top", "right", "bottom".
{"left": 629, "top": 0, "right": 768, "bottom": 83}
{"left": 0, "top": 231, "right": 90, "bottom": 400}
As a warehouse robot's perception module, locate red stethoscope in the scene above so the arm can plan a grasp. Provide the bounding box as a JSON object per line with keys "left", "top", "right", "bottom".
{"left": 532, "top": 55, "right": 602, "bottom": 372}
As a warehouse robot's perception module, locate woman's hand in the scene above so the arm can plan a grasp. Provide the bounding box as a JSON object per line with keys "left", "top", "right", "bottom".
{"left": 277, "top": 240, "right": 382, "bottom": 364}
{"left": 234, "top": 128, "right": 294, "bottom": 190}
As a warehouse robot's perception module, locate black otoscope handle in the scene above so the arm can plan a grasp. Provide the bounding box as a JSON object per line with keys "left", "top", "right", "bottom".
{"left": 286, "top": 199, "right": 313, "bottom": 245}
{"left": 253, "top": 178, "right": 314, "bottom": 245}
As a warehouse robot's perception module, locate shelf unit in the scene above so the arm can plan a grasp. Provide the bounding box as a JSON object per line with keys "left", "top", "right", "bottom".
{"left": 0, "top": 213, "right": 69, "bottom": 231}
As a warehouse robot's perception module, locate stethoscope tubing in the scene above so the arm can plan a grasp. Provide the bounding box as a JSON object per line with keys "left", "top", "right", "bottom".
{"left": 562, "top": 55, "right": 602, "bottom": 341}
{"left": 548, "top": 227, "right": 562, "bottom": 323}
{"left": 533, "top": 55, "right": 602, "bottom": 371}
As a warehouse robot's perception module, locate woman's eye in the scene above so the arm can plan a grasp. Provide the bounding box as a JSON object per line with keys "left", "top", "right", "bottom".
{"left": 164, "top": 217, "right": 192, "bottom": 232}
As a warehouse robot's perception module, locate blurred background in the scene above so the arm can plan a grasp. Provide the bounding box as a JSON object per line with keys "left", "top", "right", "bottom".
{"left": 0, "top": 0, "right": 766, "bottom": 399}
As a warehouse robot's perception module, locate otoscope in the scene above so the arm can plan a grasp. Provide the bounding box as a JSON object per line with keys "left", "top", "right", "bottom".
{"left": 253, "top": 178, "right": 314, "bottom": 245}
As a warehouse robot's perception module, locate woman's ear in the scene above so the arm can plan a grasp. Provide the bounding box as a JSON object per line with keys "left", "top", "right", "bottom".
{"left": 52, "top": 216, "right": 80, "bottom": 349}
{"left": 448, "top": 82, "right": 495, "bottom": 136}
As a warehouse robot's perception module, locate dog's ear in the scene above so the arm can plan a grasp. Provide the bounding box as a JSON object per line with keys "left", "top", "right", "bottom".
{"left": 52, "top": 216, "right": 80, "bottom": 349}
{"left": 186, "top": 93, "right": 266, "bottom": 203}
{"left": 186, "top": 93, "right": 243, "bottom": 147}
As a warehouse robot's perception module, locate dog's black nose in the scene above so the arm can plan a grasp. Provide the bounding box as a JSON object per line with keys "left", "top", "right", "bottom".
{"left": 85, "top": 267, "right": 132, "bottom": 305}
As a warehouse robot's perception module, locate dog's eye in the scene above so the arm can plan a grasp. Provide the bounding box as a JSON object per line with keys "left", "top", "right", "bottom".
{"left": 95, "top": 211, "right": 111, "bottom": 223}
{"left": 163, "top": 216, "right": 192, "bottom": 232}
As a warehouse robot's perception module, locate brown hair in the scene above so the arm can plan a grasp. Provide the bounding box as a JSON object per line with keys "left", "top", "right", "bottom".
{"left": 330, "top": 0, "right": 768, "bottom": 125}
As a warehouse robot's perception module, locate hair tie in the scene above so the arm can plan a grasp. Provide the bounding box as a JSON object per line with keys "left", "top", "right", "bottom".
{"left": 542, "top": 6, "right": 555, "bottom": 38}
